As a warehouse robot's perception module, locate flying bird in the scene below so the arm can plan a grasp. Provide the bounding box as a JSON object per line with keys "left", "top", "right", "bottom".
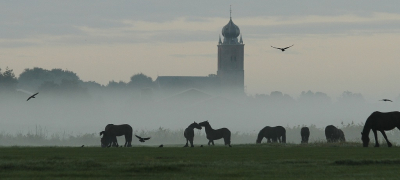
{"left": 135, "top": 135, "right": 151, "bottom": 142}
{"left": 271, "top": 44, "right": 294, "bottom": 52}
{"left": 380, "top": 99, "right": 393, "bottom": 102}
{"left": 27, "top": 92, "right": 39, "bottom": 101}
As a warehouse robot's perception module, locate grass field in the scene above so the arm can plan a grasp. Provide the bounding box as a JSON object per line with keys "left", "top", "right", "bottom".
{"left": 1, "top": 143, "right": 400, "bottom": 180}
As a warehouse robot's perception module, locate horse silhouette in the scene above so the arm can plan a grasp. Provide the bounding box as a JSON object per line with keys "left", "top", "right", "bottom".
{"left": 325, "top": 125, "right": 345, "bottom": 143}
{"left": 361, "top": 111, "right": 400, "bottom": 147}
{"left": 301, "top": 127, "right": 310, "bottom": 144}
{"left": 100, "top": 124, "right": 133, "bottom": 147}
{"left": 199, "top": 121, "right": 231, "bottom": 147}
{"left": 183, "top": 121, "right": 202, "bottom": 147}
{"left": 256, "top": 126, "right": 286, "bottom": 143}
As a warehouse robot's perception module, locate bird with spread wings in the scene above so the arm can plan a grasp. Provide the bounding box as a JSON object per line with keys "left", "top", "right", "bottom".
{"left": 135, "top": 135, "right": 151, "bottom": 142}
{"left": 380, "top": 99, "right": 393, "bottom": 102}
{"left": 27, "top": 92, "right": 39, "bottom": 101}
{"left": 271, "top": 44, "right": 294, "bottom": 52}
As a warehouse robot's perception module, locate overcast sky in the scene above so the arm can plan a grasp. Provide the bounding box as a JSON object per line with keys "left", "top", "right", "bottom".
{"left": 1, "top": 1, "right": 400, "bottom": 101}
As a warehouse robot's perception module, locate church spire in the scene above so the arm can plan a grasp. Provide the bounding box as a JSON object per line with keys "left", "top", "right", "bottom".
{"left": 230, "top": 5, "right": 232, "bottom": 19}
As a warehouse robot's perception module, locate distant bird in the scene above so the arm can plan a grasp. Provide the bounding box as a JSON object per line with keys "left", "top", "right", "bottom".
{"left": 81, "top": 145, "right": 84, "bottom": 148}
{"left": 271, "top": 44, "right": 294, "bottom": 52}
{"left": 200, "top": 145, "right": 203, "bottom": 148}
{"left": 159, "top": 144, "right": 163, "bottom": 148}
{"left": 135, "top": 135, "right": 151, "bottom": 142}
{"left": 26, "top": 92, "right": 39, "bottom": 101}
{"left": 380, "top": 99, "right": 393, "bottom": 102}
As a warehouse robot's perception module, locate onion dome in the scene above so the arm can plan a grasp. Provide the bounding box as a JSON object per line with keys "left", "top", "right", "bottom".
{"left": 221, "top": 18, "right": 240, "bottom": 38}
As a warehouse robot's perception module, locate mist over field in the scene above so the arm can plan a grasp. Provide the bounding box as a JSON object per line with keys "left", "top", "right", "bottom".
{"left": 1, "top": 68, "right": 400, "bottom": 146}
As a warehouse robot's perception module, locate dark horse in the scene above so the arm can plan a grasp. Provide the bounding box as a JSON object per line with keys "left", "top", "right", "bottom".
{"left": 301, "top": 127, "right": 310, "bottom": 144}
{"left": 361, "top": 111, "right": 400, "bottom": 147}
{"left": 325, "top": 125, "right": 345, "bottom": 143}
{"left": 256, "top": 126, "right": 286, "bottom": 143}
{"left": 100, "top": 124, "right": 133, "bottom": 147}
{"left": 184, "top": 121, "right": 202, "bottom": 147}
{"left": 198, "top": 121, "right": 231, "bottom": 147}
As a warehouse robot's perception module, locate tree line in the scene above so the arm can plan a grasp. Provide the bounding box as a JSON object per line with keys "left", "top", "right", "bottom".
{"left": 0, "top": 66, "right": 376, "bottom": 103}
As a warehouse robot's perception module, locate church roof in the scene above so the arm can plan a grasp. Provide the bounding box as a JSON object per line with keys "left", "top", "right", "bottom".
{"left": 222, "top": 18, "right": 240, "bottom": 39}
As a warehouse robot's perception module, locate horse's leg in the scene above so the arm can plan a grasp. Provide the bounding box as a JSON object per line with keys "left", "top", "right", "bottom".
{"left": 208, "top": 140, "right": 211, "bottom": 146}
{"left": 379, "top": 130, "right": 392, "bottom": 147}
{"left": 184, "top": 139, "right": 189, "bottom": 147}
{"left": 211, "top": 140, "right": 215, "bottom": 146}
{"left": 189, "top": 138, "right": 194, "bottom": 147}
{"left": 372, "top": 129, "right": 379, "bottom": 147}
{"left": 224, "top": 137, "right": 231, "bottom": 147}
{"left": 112, "top": 136, "right": 118, "bottom": 147}
{"left": 128, "top": 134, "right": 133, "bottom": 147}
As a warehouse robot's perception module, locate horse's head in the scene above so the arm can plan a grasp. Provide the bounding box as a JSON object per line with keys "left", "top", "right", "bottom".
{"left": 100, "top": 131, "right": 112, "bottom": 148}
{"left": 198, "top": 120, "right": 209, "bottom": 127}
{"left": 256, "top": 132, "right": 264, "bottom": 144}
{"left": 361, "top": 132, "right": 369, "bottom": 147}
{"left": 191, "top": 121, "right": 202, "bottom": 130}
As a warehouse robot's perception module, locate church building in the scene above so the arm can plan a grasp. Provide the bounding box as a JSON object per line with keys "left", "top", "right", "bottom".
{"left": 155, "top": 14, "right": 245, "bottom": 97}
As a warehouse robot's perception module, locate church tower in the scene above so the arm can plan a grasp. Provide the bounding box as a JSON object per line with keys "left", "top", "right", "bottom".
{"left": 217, "top": 11, "right": 244, "bottom": 94}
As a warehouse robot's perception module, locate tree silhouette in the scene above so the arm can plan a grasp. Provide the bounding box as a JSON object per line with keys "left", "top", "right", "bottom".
{"left": 18, "top": 67, "right": 80, "bottom": 91}
{"left": 128, "top": 73, "right": 153, "bottom": 89}
{"left": 298, "top": 90, "right": 331, "bottom": 104}
{"left": 337, "top": 91, "right": 364, "bottom": 104}
{"left": 0, "top": 67, "right": 18, "bottom": 92}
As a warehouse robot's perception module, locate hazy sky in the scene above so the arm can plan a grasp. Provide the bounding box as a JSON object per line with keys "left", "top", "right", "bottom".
{"left": 2, "top": 1, "right": 400, "bottom": 101}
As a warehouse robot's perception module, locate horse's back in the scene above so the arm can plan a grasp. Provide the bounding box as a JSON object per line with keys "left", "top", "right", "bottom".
{"left": 107, "top": 124, "right": 132, "bottom": 136}
{"left": 275, "top": 126, "right": 286, "bottom": 134}
{"left": 325, "top": 125, "right": 336, "bottom": 134}
{"left": 207, "top": 127, "right": 230, "bottom": 140}
{"left": 368, "top": 111, "right": 400, "bottom": 130}
{"left": 184, "top": 128, "right": 194, "bottom": 139}
{"left": 259, "top": 126, "right": 274, "bottom": 138}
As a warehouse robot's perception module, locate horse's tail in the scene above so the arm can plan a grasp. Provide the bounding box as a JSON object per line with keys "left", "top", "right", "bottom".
{"left": 225, "top": 129, "right": 231, "bottom": 145}
{"left": 282, "top": 130, "right": 286, "bottom": 143}
{"left": 220, "top": 128, "right": 231, "bottom": 146}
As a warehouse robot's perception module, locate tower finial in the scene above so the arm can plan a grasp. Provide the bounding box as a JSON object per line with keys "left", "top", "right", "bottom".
{"left": 230, "top": 5, "right": 232, "bottom": 19}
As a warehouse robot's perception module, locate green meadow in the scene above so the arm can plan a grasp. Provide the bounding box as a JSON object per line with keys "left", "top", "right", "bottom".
{"left": 1, "top": 143, "right": 400, "bottom": 180}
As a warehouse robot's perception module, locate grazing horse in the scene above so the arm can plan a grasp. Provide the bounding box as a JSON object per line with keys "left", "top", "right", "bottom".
{"left": 301, "top": 127, "right": 310, "bottom": 144}
{"left": 325, "top": 125, "right": 345, "bottom": 143}
{"left": 183, "top": 121, "right": 202, "bottom": 147}
{"left": 256, "top": 126, "right": 286, "bottom": 144}
{"left": 100, "top": 124, "right": 133, "bottom": 147}
{"left": 361, "top": 111, "right": 400, "bottom": 147}
{"left": 198, "top": 121, "right": 231, "bottom": 147}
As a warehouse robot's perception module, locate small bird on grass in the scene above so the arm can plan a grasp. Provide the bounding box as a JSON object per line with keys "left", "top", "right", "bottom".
{"left": 271, "top": 44, "right": 294, "bottom": 52}
{"left": 159, "top": 144, "right": 163, "bottom": 148}
{"left": 27, "top": 92, "right": 39, "bottom": 101}
{"left": 135, "top": 135, "right": 151, "bottom": 142}
{"left": 380, "top": 99, "right": 393, "bottom": 102}
{"left": 200, "top": 145, "right": 203, "bottom": 148}
{"left": 81, "top": 145, "right": 84, "bottom": 148}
